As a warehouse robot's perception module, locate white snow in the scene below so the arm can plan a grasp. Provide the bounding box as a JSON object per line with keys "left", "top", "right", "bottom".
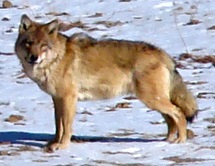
{"left": 153, "top": 1, "right": 173, "bottom": 9}
{"left": 0, "top": 0, "right": 215, "bottom": 165}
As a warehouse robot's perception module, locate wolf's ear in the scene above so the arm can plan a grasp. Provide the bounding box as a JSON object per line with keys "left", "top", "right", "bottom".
{"left": 19, "top": 14, "right": 33, "bottom": 33}
{"left": 46, "top": 19, "right": 59, "bottom": 34}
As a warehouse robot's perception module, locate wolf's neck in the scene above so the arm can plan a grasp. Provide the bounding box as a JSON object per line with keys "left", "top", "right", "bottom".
{"left": 28, "top": 37, "right": 66, "bottom": 92}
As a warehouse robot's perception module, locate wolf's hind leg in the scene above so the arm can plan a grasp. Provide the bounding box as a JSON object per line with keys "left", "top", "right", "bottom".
{"left": 133, "top": 64, "right": 187, "bottom": 143}
{"left": 162, "top": 114, "right": 177, "bottom": 142}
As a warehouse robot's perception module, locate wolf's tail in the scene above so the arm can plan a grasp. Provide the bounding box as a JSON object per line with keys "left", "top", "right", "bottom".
{"left": 170, "top": 69, "right": 198, "bottom": 123}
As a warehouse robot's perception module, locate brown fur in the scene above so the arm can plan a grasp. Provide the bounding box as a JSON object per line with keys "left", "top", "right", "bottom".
{"left": 15, "top": 15, "right": 198, "bottom": 151}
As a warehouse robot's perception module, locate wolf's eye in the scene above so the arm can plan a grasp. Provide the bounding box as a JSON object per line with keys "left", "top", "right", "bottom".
{"left": 40, "top": 44, "right": 49, "bottom": 52}
{"left": 25, "top": 40, "right": 33, "bottom": 47}
{"left": 41, "top": 44, "right": 48, "bottom": 48}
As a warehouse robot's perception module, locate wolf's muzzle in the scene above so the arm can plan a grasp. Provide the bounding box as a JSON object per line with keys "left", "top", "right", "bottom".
{"left": 25, "top": 54, "right": 38, "bottom": 64}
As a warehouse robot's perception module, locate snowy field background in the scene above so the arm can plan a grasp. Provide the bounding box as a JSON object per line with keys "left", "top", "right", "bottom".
{"left": 0, "top": 0, "right": 215, "bottom": 165}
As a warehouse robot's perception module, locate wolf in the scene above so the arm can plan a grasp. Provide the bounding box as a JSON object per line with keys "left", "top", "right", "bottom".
{"left": 15, "top": 14, "right": 198, "bottom": 151}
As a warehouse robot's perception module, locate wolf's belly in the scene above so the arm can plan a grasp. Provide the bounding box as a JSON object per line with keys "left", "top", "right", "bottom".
{"left": 77, "top": 79, "right": 134, "bottom": 101}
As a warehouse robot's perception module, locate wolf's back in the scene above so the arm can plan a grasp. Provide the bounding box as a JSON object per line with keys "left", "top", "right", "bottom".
{"left": 170, "top": 70, "right": 198, "bottom": 123}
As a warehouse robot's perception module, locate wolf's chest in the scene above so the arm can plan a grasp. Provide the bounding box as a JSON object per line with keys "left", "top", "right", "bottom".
{"left": 27, "top": 66, "right": 56, "bottom": 95}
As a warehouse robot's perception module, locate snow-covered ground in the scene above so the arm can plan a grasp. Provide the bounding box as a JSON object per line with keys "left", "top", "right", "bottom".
{"left": 0, "top": 0, "right": 215, "bottom": 165}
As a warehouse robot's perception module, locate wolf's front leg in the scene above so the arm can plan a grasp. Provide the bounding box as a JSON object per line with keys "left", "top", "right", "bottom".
{"left": 46, "top": 95, "right": 77, "bottom": 152}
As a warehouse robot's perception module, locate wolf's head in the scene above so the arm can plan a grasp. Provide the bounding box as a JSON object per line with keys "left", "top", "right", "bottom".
{"left": 15, "top": 15, "right": 60, "bottom": 65}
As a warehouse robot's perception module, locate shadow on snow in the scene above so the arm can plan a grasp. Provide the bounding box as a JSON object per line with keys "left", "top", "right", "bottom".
{"left": 0, "top": 131, "right": 163, "bottom": 148}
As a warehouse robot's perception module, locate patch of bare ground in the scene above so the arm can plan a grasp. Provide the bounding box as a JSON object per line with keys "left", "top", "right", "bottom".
{"left": 183, "top": 19, "right": 201, "bottom": 26}
{"left": 119, "top": 0, "right": 133, "bottom": 2}
{"left": 93, "top": 160, "right": 146, "bottom": 166}
{"left": 0, "top": 150, "right": 19, "bottom": 156}
{"left": 0, "top": 145, "right": 37, "bottom": 156}
{"left": 106, "top": 102, "right": 131, "bottom": 112}
{"left": 32, "top": 159, "right": 48, "bottom": 163}
{"left": 123, "top": 96, "right": 137, "bottom": 100}
{"left": 185, "top": 81, "right": 207, "bottom": 85}
{"left": 45, "top": 12, "right": 70, "bottom": 17}
{"left": 207, "top": 125, "right": 215, "bottom": 133}
{"left": 0, "top": 101, "right": 10, "bottom": 106}
{"left": 87, "top": 12, "right": 103, "bottom": 18}
{"left": 197, "top": 92, "right": 215, "bottom": 99}
{"left": 103, "top": 151, "right": 133, "bottom": 155}
{"left": 177, "top": 53, "right": 215, "bottom": 66}
{"left": 48, "top": 14, "right": 125, "bottom": 33}
{"left": 4, "top": 114, "right": 24, "bottom": 123}
{"left": 108, "top": 128, "right": 139, "bottom": 137}
{"left": 207, "top": 24, "right": 215, "bottom": 30}
{"left": 58, "top": 20, "right": 106, "bottom": 32}
{"left": 94, "top": 20, "right": 125, "bottom": 28}
{"left": 204, "top": 117, "right": 215, "bottom": 123}
{"left": 163, "top": 156, "right": 207, "bottom": 165}
{"left": 79, "top": 110, "right": 93, "bottom": 115}
{"left": 16, "top": 145, "right": 38, "bottom": 152}
{"left": 204, "top": 118, "right": 215, "bottom": 134}
{"left": 59, "top": 21, "right": 89, "bottom": 32}
{"left": 197, "top": 146, "right": 215, "bottom": 150}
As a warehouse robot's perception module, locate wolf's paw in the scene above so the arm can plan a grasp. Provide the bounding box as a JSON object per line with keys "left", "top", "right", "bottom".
{"left": 172, "top": 137, "right": 186, "bottom": 143}
{"left": 166, "top": 129, "right": 195, "bottom": 143}
{"left": 165, "top": 133, "right": 176, "bottom": 142}
{"left": 44, "top": 142, "right": 70, "bottom": 152}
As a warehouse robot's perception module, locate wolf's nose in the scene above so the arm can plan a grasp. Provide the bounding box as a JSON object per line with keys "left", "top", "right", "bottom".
{"left": 29, "top": 54, "right": 38, "bottom": 63}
